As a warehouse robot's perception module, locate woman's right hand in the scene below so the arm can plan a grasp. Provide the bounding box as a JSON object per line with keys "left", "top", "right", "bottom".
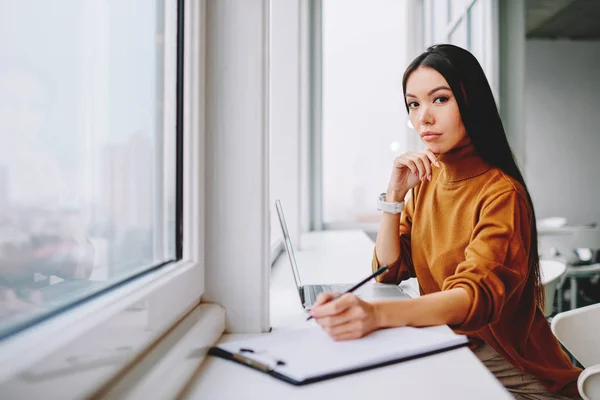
{"left": 387, "top": 150, "right": 439, "bottom": 196}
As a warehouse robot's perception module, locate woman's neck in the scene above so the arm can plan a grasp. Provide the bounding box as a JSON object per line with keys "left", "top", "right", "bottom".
{"left": 437, "top": 143, "right": 492, "bottom": 182}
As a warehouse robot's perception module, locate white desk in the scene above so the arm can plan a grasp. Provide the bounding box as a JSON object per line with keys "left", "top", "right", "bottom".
{"left": 185, "top": 230, "right": 512, "bottom": 399}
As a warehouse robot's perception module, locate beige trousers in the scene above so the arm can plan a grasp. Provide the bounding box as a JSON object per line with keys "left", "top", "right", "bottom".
{"left": 474, "top": 343, "right": 580, "bottom": 400}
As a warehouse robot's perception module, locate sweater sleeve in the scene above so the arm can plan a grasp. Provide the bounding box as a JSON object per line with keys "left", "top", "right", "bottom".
{"left": 373, "top": 190, "right": 416, "bottom": 284}
{"left": 441, "top": 190, "right": 531, "bottom": 331}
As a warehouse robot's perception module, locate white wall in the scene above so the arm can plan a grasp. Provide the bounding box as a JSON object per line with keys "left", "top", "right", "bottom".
{"left": 204, "top": 0, "right": 270, "bottom": 333}
{"left": 525, "top": 40, "right": 600, "bottom": 225}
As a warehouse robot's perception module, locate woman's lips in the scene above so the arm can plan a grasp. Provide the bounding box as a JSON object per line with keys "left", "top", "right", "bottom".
{"left": 421, "top": 132, "right": 441, "bottom": 142}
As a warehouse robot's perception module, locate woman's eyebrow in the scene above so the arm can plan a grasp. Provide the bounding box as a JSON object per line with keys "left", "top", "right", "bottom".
{"left": 427, "top": 85, "right": 451, "bottom": 96}
{"left": 405, "top": 85, "right": 452, "bottom": 98}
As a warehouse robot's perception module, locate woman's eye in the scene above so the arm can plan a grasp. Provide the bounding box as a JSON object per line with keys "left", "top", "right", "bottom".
{"left": 434, "top": 96, "right": 449, "bottom": 104}
{"left": 408, "top": 101, "right": 419, "bottom": 110}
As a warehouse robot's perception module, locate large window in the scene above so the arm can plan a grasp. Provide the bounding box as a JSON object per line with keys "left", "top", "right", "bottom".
{"left": 321, "top": 0, "right": 413, "bottom": 226}
{"left": 423, "top": 0, "right": 498, "bottom": 100}
{"left": 0, "top": 0, "right": 178, "bottom": 338}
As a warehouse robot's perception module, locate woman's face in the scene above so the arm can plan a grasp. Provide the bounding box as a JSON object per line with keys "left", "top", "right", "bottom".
{"left": 405, "top": 66, "right": 470, "bottom": 154}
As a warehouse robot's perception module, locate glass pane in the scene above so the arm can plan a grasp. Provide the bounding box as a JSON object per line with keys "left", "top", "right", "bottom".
{"left": 422, "top": 0, "right": 433, "bottom": 47}
{"left": 470, "top": 0, "right": 486, "bottom": 72}
{"left": 449, "top": 18, "right": 468, "bottom": 50}
{"left": 449, "top": 0, "right": 471, "bottom": 22}
{"left": 0, "top": 0, "right": 177, "bottom": 338}
{"left": 322, "top": 0, "right": 410, "bottom": 224}
{"left": 432, "top": 1, "right": 449, "bottom": 43}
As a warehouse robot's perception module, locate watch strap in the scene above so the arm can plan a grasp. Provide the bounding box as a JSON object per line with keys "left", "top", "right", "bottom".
{"left": 377, "top": 192, "right": 404, "bottom": 214}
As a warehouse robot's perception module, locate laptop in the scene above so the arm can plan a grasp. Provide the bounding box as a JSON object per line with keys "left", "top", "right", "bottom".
{"left": 275, "top": 199, "right": 408, "bottom": 309}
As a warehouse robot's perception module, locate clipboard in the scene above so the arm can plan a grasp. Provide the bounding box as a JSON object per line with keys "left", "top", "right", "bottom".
{"left": 208, "top": 326, "right": 469, "bottom": 386}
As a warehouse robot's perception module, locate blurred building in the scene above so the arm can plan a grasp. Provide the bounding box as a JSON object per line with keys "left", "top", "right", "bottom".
{"left": 102, "top": 133, "right": 153, "bottom": 232}
{"left": 102, "top": 133, "right": 154, "bottom": 271}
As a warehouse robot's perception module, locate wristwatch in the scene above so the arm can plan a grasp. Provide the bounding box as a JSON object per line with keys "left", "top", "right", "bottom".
{"left": 377, "top": 192, "right": 404, "bottom": 214}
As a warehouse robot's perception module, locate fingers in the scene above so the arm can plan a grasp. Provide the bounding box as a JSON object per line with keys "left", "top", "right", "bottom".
{"left": 395, "top": 151, "right": 440, "bottom": 178}
{"left": 414, "top": 154, "right": 431, "bottom": 181}
{"left": 395, "top": 154, "right": 427, "bottom": 179}
{"left": 314, "top": 307, "right": 354, "bottom": 332}
{"left": 325, "top": 320, "right": 366, "bottom": 341}
{"left": 320, "top": 305, "right": 368, "bottom": 329}
{"left": 398, "top": 152, "right": 437, "bottom": 181}
{"left": 424, "top": 149, "right": 440, "bottom": 169}
{"left": 310, "top": 293, "right": 356, "bottom": 319}
{"left": 316, "top": 303, "right": 374, "bottom": 341}
{"left": 313, "top": 292, "right": 339, "bottom": 307}
{"left": 393, "top": 156, "right": 417, "bottom": 178}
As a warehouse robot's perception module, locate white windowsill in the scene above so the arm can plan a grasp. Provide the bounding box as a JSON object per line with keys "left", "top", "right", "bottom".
{"left": 0, "top": 259, "right": 198, "bottom": 385}
{"left": 92, "top": 303, "right": 226, "bottom": 399}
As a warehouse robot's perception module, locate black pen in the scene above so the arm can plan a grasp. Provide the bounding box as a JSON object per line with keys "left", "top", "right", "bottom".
{"left": 306, "top": 265, "right": 390, "bottom": 321}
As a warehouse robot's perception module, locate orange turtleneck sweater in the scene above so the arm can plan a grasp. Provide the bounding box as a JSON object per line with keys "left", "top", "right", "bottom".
{"left": 372, "top": 144, "right": 581, "bottom": 395}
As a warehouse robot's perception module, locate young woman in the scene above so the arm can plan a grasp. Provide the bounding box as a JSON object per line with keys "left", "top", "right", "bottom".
{"left": 309, "top": 44, "right": 582, "bottom": 399}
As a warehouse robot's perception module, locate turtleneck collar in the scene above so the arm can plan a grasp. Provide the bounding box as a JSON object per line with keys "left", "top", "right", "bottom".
{"left": 436, "top": 143, "right": 492, "bottom": 183}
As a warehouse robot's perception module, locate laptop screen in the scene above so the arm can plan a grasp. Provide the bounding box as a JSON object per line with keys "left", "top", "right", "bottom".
{"left": 275, "top": 200, "right": 303, "bottom": 293}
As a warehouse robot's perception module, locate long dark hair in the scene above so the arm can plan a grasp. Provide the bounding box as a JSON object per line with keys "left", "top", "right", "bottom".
{"left": 402, "top": 44, "right": 543, "bottom": 309}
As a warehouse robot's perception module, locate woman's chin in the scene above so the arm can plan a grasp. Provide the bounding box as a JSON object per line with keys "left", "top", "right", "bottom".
{"left": 424, "top": 142, "right": 448, "bottom": 154}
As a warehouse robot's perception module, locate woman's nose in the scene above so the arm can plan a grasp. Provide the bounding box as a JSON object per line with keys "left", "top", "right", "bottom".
{"left": 418, "top": 106, "right": 434, "bottom": 125}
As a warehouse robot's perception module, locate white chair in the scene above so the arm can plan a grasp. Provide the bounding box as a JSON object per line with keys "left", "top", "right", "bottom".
{"left": 551, "top": 303, "right": 600, "bottom": 400}
{"left": 540, "top": 259, "right": 566, "bottom": 317}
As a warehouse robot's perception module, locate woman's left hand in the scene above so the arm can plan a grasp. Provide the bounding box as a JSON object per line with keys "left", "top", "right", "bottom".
{"left": 309, "top": 292, "right": 380, "bottom": 341}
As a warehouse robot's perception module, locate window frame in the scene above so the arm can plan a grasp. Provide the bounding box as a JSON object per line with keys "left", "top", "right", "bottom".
{"left": 0, "top": 0, "right": 206, "bottom": 385}
{"left": 423, "top": 0, "right": 499, "bottom": 99}
{"left": 309, "top": 0, "right": 324, "bottom": 232}
{"left": 269, "top": 0, "right": 306, "bottom": 261}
